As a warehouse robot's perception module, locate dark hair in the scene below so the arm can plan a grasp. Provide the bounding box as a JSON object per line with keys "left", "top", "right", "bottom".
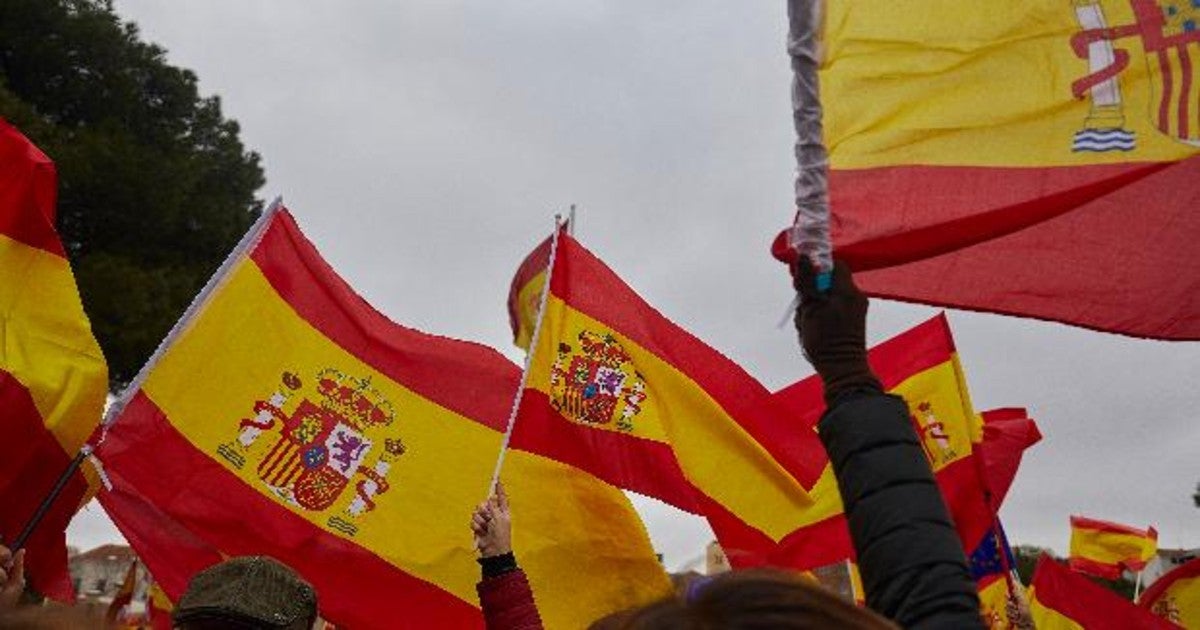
{"left": 591, "top": 569, "right": 897, "bottom": 630}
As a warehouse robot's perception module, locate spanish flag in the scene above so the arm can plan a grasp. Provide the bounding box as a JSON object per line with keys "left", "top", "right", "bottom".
{"left": 0, "top": 118, "right": 107, "bottom": 599}
{"left": 1069, "top": 515, "right": 1159, "bottom": 580}
{"left": 750, "top": 315, "right": 1039, "bottom": 571}
{"left": 514, "top": 232, "right": 819, "bottom": 554}
{"left": 507, "top": 225, "right": 565, "bottom": 350}
{"left": 976, "top": 574, "right": 1013, "bottom": 630}
{"left": 1141, "top": 555, "right": 1200, "bottom": 627}
{"left": 96, "top": 206, "right": 669, "bottom": 629}
{"left": 818, "top": 0, "right": 1200, "bottom": 340}
{"left": 1028, "top": 555, "right": 1176, "bottom": 629}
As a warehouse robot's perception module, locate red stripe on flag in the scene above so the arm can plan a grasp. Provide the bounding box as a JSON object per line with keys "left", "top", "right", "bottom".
{"left": 832, "top": 162, "right": 1172, "bottom": 272}
{"left": 1032, "top": 556, "right": 1177, "bottom": 629}
{"left": 98, "top": 392, "right": 484, "bottom": 629}
{"left": 511, "top": 390, "right": 702, "bottom": 514}
{"left": 832, "top": 159, "right": 1200, "bottom": 340}
{"left": 1069, "top": 515, "right": 1157, "bottom": 539}
{"left": 692, "top": 491, "right": 853, "bottom": 571}
{"left": 1067, "top": 555, "right": 1124, "bottom": 581}
{"left": 249, "top": 212, "right": 520, "bottom": 432}
{"left": 1160, "top": 50, "right": 1174, "bottom": 135}
{"left": 0, "top": 369, "right": 84, "bottom": 601}
{"left": 0, "top": 119, "right": 66, "bottom": 257}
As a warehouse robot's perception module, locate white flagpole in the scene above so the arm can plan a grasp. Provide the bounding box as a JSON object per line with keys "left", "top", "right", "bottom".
{"left": 487, "top": 215, "right": 564, "bottom": 497}
{"left": 787, "top": 0, "right": 833, "bottom": 286}
{"left": 11, "top": 198, "right": 285, "bottom": 551}
{"left": 1134, "top": 569, "right": 1144, "bottom": 602}
{"left": 99, "top": 197, "right": 285, "bottom": 431}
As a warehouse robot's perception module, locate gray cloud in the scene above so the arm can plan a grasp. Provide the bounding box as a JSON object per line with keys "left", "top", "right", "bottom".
{"left": 76, "top": 0, "right": 1200, "bottom": 568}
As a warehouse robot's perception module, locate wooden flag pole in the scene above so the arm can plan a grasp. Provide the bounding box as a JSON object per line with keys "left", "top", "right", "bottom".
{"left": 487, "top": 215, "right": 564, "bottom": 497}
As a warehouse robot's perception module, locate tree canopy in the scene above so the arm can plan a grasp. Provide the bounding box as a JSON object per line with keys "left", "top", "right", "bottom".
{"left": 0, "top": 0, "right": 264, "bottom": 389}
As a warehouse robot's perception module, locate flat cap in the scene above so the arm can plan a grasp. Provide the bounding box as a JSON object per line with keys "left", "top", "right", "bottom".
{"left": 173, "top": 556, "right": 318, "bottom": 629}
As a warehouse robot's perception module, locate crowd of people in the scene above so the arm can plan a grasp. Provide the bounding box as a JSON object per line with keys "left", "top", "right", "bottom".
{"left": 0, "top": 262, "right": 995, "bottom": 628}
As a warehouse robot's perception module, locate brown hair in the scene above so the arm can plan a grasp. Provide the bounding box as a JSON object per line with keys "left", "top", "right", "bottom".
{"left": 592, "top": 569, "right": 897, "bottom": 630}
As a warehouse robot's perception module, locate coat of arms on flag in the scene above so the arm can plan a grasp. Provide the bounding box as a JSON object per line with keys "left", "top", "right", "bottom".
{"left": 216, "top": 367, "right": 406, "bottom": 537}
{"left": 549, "top": 331, "right": 647, "bottom": 433}
{"left": 1071, "top": 0, "right": 1200, "bottom": 151}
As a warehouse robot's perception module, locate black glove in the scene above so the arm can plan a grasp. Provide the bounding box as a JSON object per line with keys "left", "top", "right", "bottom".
{"left": 793, "top": 258, "right": 881, "bottom": 405}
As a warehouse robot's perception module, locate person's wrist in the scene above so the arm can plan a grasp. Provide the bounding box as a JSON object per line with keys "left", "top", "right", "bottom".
{"left": 477, "top": 551, "right": 518, "bottom": 579}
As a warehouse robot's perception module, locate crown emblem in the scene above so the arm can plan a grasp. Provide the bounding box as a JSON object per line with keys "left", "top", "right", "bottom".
{"left": 549, "top": 330, "right": 647, "bottom": 433}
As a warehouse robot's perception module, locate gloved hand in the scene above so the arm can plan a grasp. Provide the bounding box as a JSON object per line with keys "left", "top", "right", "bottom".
{"left": 794, "top": 258, "right": 881, "bottom": 405}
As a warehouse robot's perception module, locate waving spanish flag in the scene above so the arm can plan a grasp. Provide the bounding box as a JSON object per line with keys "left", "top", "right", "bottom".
{"left": 96, "top": 207, "right": 669, "bottom": 629}
{"left": 507, "top": 224, "right": 566, "bottom": 350}
{"left": 1028, "top": 555, "right": 1176, "bottom": 629}
{"left": 1069, "top": 515, "right": 1159, "bottom": 580}
{"left": 818, "top": 0, "right": 1200, "bottom": 339}
{"left": 514, "top": 232, "right": 819, "bottom": 552}
{"left": 0, "top": 118, "right": 107, "bottom": 600}
{"left": 1141, "top": 555, "right": 1200, "bottom": 627}
{"left": 745, "top": 315, "right": 1040, "bottom": 571}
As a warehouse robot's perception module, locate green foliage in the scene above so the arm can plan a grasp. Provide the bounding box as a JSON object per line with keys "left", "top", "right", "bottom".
{"left": 0, "top": 0, "right": 264, "bottom": 389}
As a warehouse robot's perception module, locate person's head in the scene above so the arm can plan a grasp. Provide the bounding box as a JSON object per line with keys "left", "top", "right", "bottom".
{"left": 592, "top": 569, "right": 897, "bottom": 630}
{"left": 173, "top": 556, "right": 317, "bottom": 630}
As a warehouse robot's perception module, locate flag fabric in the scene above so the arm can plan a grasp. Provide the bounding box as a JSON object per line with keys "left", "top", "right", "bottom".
{"left": 1028, "top": 555, "right": 1177, "bottom": 629}
{"left": 753, "top": 314, "right": 1039, "bottom": 570}
{"left": 105, "top": 561, "right": 138, "bottom": 625}
{"left": 813, "top": 0, "right": 1200, "bottom": 340}
{"left": 1141, "top": 555, "right": 1200, "bottom": 627}
{"left": 513, "top": 232, "right": 821, "bottom": 558}
{"left": 0, "top": 118, "right": 108, "bottom": 599}
{"left": 95, "top": 207, "right": 670, "bottom": 629}
{"left": 976, "top": 574, "right": 1012, "bottom": 630}
{"left": 507, "top": 228, "right": 560, "bottom": 350}
{"left": 968, "top": 525, "right": 1016, "bottom": 583}
{"left": 1069, "top": 515, "right": 1159, "bottom": 580}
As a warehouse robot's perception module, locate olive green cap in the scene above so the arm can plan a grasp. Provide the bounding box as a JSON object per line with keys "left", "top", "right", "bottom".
{"left": 173, "top": 556, "right": 317, "bottom": 629}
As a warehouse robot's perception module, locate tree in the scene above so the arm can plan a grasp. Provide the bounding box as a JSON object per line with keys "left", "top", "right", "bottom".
{"left": 0, "top": 0, "right": 264, "bottom": 389}
{"left": 1194, "top": 481, "right": 1199, "bottom": 508}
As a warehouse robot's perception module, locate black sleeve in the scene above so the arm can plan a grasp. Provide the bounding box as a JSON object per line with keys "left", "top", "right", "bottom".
{"left": 478, "top": 552, "right": 519, "bottom": 579}
{"left": 819, "top": 391, "right": 984, "bottom": 630}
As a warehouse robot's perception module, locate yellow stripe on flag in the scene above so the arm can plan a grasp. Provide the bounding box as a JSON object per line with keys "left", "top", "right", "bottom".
{"left": 513, "top": 270, "right": 546, "bottom": 351}
{"left": 822, "top": 0, "right": 1198, "bottom": 169}
{"left": 532, "top": 295, "right": 810, "bottom": 540}
{"left": 0, "top": 233, "right": 107, "bottom": 453}
{"left": 890, "top": 355, "right": 977, "bottom": 473}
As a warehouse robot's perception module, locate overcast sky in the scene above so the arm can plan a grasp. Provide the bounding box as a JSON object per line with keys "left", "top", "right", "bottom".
{"left": 68, "top": 0, "right": 1197, "bottom": 571}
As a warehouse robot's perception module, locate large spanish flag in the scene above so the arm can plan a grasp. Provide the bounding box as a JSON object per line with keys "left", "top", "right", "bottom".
{"left": 1141, "top": 555, "right": 1200, "bottom": 627}
{"left": 1069, "top": 515, "right": 1159, "bottom": 580}
{"left": 1028, "top": 555, "right": 1176, "bottom": 629}
{"left": 819, "top": 0, "right": 1200, "bottom": 340}
{"left": 0, "top": 118, "right": 108, "bottom": 599}
{"left": 751, "top": 315, "right": 1039, "bottom": 571}
{"left": 514, "top": 232, "right": 820, "bottom": 553}
{"left": 96, "top": 207, "right": 669, "bottom": 629}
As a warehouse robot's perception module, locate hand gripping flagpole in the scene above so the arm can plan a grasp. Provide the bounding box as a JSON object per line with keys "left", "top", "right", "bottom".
{"left": 487, "top": 216, "right": 564, "bottom": 497}
{"left": 787, "top": 0, "right": 833, "bottom": 291}
{"left": 5, "top": 199, "right": 286, "bottom": 556}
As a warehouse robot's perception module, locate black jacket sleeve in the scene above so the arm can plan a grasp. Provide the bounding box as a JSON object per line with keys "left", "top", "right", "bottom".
{"left": 819, "top": 391, "right": 983, "bottom": 630}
